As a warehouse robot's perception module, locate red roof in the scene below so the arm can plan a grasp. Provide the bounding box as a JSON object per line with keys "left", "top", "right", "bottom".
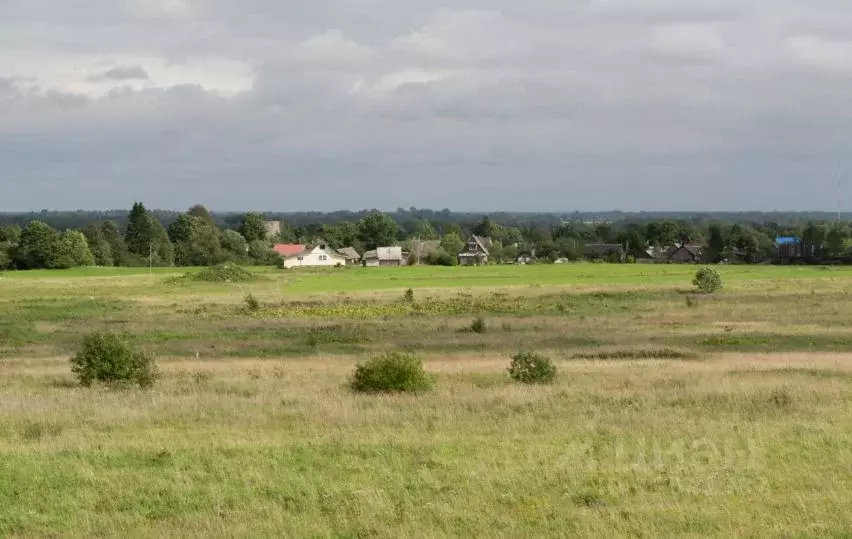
{"left": 273, "top": 244, "right": 306, "bottom": 257}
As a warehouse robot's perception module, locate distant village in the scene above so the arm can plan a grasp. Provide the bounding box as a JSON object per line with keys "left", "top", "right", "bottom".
{"left": 269, "top": 214, "right": 813, "bottom": 269}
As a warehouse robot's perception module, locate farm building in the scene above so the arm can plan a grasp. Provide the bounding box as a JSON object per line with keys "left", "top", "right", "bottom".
{"left": 458, "top": 236, "right": 492, "bottom": 266}
{"left": 336, "top": 247, "right": 361, "bottom": 265}
{"left": 666, "top": 244, "right": 704, "bottom": 263}
{"left": 281, "top": 243, "right": 346, "bottom": 269}
{"left": 362, "top": 247, "right": 405, "bottom": 267}
{"left": 776, "top": 237, "right": 804, "bottom": 259}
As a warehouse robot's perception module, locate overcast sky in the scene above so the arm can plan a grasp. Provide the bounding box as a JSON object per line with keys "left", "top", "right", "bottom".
{"left": 2, "top": 1, "right": 852, "bottom": 212}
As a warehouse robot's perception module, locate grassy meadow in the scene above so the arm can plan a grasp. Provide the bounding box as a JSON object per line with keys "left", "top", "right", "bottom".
{"left": 1, "top": 263, "right": 852, "bottom": 537}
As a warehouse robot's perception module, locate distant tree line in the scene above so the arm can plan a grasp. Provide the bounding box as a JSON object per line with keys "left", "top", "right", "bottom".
{"left": 1, "top": 204, "right": 851, "bottom": 270}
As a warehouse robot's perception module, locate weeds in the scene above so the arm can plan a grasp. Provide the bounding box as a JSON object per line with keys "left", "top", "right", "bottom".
{"left": 571, "top": 348, "right": 698, "bottom": 361}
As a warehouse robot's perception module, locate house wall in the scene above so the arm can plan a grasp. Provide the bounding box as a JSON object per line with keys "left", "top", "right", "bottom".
{"left": 778, "top": 244, "right": 804, "bottom": 258}
{"left": 282, "top": 247, "right": 345, "bottom": 269}
{"left": 669, "top": 248, "right": 699, "bottom": 263}
{"left": 458, "top": 255, "right": 487, "bottom": 266}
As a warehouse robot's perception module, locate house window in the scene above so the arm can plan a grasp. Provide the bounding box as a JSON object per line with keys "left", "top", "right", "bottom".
{"left": 319, "top": 255, "right": 327, "bottom": 261}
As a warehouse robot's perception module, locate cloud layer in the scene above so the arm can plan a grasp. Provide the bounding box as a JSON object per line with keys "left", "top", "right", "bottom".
{"left": 2, "top": 1, "right": 852, "bottom": 211}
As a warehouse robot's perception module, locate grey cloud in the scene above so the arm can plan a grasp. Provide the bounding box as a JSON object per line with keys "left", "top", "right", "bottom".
{"left": 88, "top": 65, "right": 150, "bottom": 82}
{"left": 2, "top": 1, "right": 852, "bottom": 211}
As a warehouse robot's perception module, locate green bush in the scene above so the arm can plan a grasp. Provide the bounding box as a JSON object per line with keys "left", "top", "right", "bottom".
{"left": 470, "top": 316, "right": 487, "bottom": 334}
{"left": 693, "top": 267, "right": 722, "bottom": 294}
{"left": 70, "top": 332, "right": 157, "bottom": 388}
{"left": 350, "top": 351, "right": 433, "bottom": 393}
{"left": 508, "top": 351, "right": 557, "bottom": 384}
{"left": 425, "top": 249, "right": 457, "bottom": 266}
{"left": 244, "top": 293, "right": 260, "bottom": 312}
{"left": 403, "top": 288, "right": 415, "bottom": 303}
{"left": 193, "top": 263, "right": 256, "bottom": 283}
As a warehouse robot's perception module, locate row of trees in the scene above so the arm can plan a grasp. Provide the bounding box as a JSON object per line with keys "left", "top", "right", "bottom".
{"left": 2, "top": 203, "right": 851, "bottom": 270}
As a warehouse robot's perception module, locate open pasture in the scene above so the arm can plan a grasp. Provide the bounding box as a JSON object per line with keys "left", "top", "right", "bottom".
{"left": 1, "top": 264, "right": 852, "bottom": 537}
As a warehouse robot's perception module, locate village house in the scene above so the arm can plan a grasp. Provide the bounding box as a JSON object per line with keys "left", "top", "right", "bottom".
{"left": 336, "top": 247, "right": 361, "bottom": 266}
{"left": 666, "top": 244, "right": 704, "bottom": 263}
{"left": 273, "top": 243, "right": 306, "bottom": 258}
{"left": 458, "top": 235, "right": 492, "bottom": 266}
{"left": 280, "top": 242, "right": 346, "bottom": 269}
{"left": 362, "top": 246, "right": 405, "bottom": 267}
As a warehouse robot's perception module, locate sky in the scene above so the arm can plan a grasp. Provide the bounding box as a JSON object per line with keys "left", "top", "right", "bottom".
{"left": 2, "top": 0, "right": 852, "bottom": 212}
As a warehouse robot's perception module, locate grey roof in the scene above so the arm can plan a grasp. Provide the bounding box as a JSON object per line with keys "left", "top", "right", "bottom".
{"left": 460, "top": 235, "right": 491, "bottom": 256}
{"left": 362, "top": 246, "right": 403, "bottom": 260}
{"left": 337, "top": 247, "right": 360, "bottom": 260}
{"left": 377, "top": 246, "right": 403, "bottom": 260}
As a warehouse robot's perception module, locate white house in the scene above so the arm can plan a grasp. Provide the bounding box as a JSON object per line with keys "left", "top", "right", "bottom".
{"left": 282, "top": 242, "right": 346, "bottom": 269}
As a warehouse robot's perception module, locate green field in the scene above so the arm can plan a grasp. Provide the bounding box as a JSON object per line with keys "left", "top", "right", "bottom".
{"left": 2, "top": 264, "right": 852, "bottom": 537}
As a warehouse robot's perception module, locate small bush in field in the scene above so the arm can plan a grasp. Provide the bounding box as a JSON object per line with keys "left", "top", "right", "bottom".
{"left": 508, "top": 351, "right": 557, "bottom": 384}
{"left": 70, "top": 332, "right": 157, "bottom": 388}
{"left": 693, "top": 267, "right": 722, "bottom": 294}
{"left": 403, "top": 288, "right": 415, "bottom": 304}
{"left": 470, "top": 316, "right": 487, "bottom": 334}
{"left": 244, "top": 293, "right": 260, "bottom": 312}
{"left": 350, "top": 351, "right": 433, "bottom": 393}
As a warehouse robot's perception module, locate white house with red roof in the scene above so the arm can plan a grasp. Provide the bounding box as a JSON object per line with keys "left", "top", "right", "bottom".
{"left": 279, "top": 241, "right": 346, "bottom": 269}
{"left": 273, "top": 244, "right": 306, "bottom": 258}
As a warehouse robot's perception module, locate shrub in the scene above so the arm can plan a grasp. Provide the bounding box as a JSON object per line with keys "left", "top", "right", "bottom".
{"left": 425, "top": 249, "right": 457, "bottom": 266}
{"left": 70, "top": 332, "right": 157, "bottom": 388}
{"left": 350, "top": 351, "right": 433, "bottom": 393}
{"left": 244, "top": 293, "right": 260, "bottom": 313}
{"left": 193, "top": 263, "right": 256, "bottom": 283}
{"left": 685, "top": 295, "right": 699, "bottom": 308}
{"left": 693, "top": 267, "right": 722, "bottom": 294}
{"left": 470, "top": 316, "right": 487, "bottom": 334}
{"left": 403, "top": 288, "right": 415, "bottom": 303}
{"left": 508, "top": 351, "right": 557, "bottom": 384}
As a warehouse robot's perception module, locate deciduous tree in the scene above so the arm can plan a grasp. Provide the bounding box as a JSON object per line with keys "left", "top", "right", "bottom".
{"left": 440, "top": 232, "right": 464, "bottom": 256}
{"left": 14, "top": 221, "right": 58, "bottom": 269}
{"left": 238, "top": 212, "right": 267, "bottom": 243}
{"left": 358, "top": 211, "right": 399, "bottom": 250}
{"left": 82, "top": 224, "right": 114, "bottom": 266}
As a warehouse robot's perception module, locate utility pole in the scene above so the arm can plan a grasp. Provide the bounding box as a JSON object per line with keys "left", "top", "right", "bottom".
{"left": 836, "top": 163, "right": 843, "bottom": 222}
